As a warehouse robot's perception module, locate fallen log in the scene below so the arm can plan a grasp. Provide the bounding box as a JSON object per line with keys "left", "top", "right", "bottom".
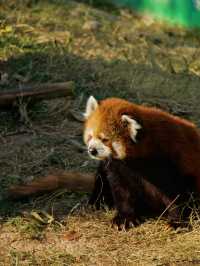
{"left": 7, "top": 171, "right": 95, "bottom": 199}
{"left": 0, "top": 81, "right": 74, "bottom": 108}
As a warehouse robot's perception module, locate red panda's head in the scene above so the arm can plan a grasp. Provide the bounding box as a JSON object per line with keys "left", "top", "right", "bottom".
{"left": 83, "top": 96, "right": 142, "bottom": 160}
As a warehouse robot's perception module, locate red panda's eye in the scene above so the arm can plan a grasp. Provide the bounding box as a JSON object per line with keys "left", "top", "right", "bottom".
{"left": 101, "top": 137, "right": 109, "bottom": 143}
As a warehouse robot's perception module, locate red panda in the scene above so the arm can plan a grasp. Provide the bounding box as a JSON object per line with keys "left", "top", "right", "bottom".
{"left": 7, "top": 96, "right": 200, "bottom": 229}
{"left": 84, "top": 96, "right": 200, "bottom": 193}
{"left": 84, "top": 96, "right": 200, "bottom": 228}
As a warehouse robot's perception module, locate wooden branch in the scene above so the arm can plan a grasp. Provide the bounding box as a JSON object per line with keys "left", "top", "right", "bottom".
{"left": 0, "top": 81, "right": 74, "bottom": 108}
{"left": 7, "top": 171, "right": 95, "bottom": 199}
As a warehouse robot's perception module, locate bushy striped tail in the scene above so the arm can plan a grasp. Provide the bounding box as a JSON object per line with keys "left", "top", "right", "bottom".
{"left": 7, "top": 171, "right": 95, "bottom": 199}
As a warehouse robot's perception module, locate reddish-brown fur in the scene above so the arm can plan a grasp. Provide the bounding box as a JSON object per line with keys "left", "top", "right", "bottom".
{"left": 7, "top": 171, "right": 95, "bottom": 199}
{"left": 85, "top": 98, "right": 200, "bottom": 192}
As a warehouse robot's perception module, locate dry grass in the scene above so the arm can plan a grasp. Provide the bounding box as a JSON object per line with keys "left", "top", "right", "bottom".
{"left": 0, "top": 211, "right": 200, "bottom": 265}
{"left": 1, "top": 0, "right": 200, "bottom": 265}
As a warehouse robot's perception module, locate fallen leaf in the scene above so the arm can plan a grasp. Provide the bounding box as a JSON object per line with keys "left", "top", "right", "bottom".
{"left": 62, "top": 230, "right": 81, "bottom": 241}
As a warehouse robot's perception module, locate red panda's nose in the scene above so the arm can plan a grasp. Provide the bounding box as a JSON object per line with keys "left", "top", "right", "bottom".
{"left": 89, "top": 148, "right": 98, "bottom": 156}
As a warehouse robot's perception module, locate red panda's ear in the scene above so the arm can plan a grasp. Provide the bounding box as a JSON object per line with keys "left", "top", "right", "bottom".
{"left": 84, "top": 96, "right": 98, "bottom": 119}
{"left": 121, "top": 115, "right": 142, "bottom": 143}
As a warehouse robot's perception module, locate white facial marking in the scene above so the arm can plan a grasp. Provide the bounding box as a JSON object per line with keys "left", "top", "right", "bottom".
{"left": 121, "top": 115, "right": 142, "bottom": 142}
{"left": 112, "top": 141, "right": 126, "bottom": 159}
{"left": 84, "top": 96, "right": 98, "bottom": 119}
{"left": 87, "top": 138, "right": 111, "bottom": 160}
{"left": 83, "top": 128, "right": 93, "bottom": 144}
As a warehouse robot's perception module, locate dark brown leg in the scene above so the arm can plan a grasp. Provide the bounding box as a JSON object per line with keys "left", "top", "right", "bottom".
{"left": 88, "top": 160, "right": 114, "bottom": 209}
{"left": 105, "top": 159, "right": 142, "bottom": 230}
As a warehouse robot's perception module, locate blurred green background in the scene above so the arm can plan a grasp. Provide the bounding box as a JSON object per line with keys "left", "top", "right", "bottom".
{"left": 111, "top": 0, "right": 200, "bottom": 27}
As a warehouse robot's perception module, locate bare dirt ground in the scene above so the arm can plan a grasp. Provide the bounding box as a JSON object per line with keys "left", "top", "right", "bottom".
{"left": 0, "top": 1, "right": 200, "bottom": 265}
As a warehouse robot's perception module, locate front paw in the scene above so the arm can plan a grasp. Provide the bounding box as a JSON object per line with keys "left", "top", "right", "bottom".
{"left": 112, "top": 213, "right": 140, "bottom": 230}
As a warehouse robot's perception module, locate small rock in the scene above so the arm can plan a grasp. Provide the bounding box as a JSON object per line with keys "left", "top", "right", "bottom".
{"left": 83, "top": 20, "right": 101, "bottom": 31}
